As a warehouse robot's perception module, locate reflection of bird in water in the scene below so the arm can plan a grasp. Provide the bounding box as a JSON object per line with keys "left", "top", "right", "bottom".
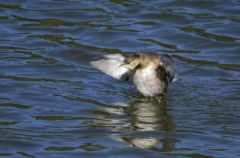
{"left": 123, "top": 97, "right": 176, "bottom": 150}
{"left": 129, "top": 98, "right": 174, "bottom": 131}
{"left": 88, "top": 98, "right": 176, "bottom": 150}
{"left": 90, "top": 52, "right": 177, "bottom": 96}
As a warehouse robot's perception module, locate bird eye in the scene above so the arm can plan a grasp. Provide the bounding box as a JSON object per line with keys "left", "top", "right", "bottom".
{"left": 124, "top": 54, "right": 139, "bottom": 64}
{"left": 124, "top": 59, "right": 131, "bottom": 64}
{"left": 133, "top": 54, "right": 140, "bottom": 58}
{"left": 124, "top": 56, "right": 133, "bottom": 64}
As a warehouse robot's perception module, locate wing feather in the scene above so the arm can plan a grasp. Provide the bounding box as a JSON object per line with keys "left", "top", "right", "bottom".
{"left": 90, "top": 54, "right": 131, "bottom": 80}
{"left": 161, "top": 55, "right": 178, "bottom": 82}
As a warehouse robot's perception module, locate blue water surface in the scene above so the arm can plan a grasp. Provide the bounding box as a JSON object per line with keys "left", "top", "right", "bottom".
{"left": 0, "top": 0, "right": 240, "bottom": 158}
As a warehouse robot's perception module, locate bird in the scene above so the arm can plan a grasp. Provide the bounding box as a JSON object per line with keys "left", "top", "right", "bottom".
{"left": 90, "top": 52, "right": 178, "bottom": 97}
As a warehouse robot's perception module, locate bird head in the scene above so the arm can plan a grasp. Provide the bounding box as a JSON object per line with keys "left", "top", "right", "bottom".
{"left": 119, "top": 54, "right": 141, "bottom": 70}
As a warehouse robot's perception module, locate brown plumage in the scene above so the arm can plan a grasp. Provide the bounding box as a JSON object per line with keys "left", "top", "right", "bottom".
{"left": 90, "top": 52, "right": 177, "bottom": 97}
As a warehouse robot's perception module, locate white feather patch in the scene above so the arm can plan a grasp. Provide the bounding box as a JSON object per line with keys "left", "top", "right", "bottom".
{"left": 90, "top": 54, "right": 130, "bottom": 80}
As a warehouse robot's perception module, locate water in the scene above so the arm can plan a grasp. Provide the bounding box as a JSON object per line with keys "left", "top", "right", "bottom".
{"left": 0, "top": 0, "right": 240, "bottom": 157}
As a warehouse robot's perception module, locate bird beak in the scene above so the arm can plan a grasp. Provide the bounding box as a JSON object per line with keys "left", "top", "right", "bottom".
{"left": 119, "top": 63, "right": 133, "bottom": 69}
{"left": 118, "top": 64, "right": 126, "bottom": 67}
{"left": 119, "top": 63, "right": 126, "bottom": 67}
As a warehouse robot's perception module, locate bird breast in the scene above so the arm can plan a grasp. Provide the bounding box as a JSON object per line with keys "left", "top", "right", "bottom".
{"left": 133, "top": 65, "right": 163, "bottom": 96}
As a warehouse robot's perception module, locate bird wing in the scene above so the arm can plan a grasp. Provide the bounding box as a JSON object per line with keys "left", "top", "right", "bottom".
{"left": 90, "top": 54, "right": 131, "bottom": 81}
{"left": 160, "top": 55, "right": 178, "bottom": 82}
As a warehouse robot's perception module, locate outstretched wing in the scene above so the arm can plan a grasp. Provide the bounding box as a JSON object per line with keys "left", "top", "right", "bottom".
{"left": 90, "top": 54, "right": 131, "bottom": 81}
{"left": 160, "top": 55, "right": 178, "bottom": 82}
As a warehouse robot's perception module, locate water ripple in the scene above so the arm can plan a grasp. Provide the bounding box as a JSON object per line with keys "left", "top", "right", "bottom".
{"left": 180, "top": 26, "right": 238, "bottom": 42}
